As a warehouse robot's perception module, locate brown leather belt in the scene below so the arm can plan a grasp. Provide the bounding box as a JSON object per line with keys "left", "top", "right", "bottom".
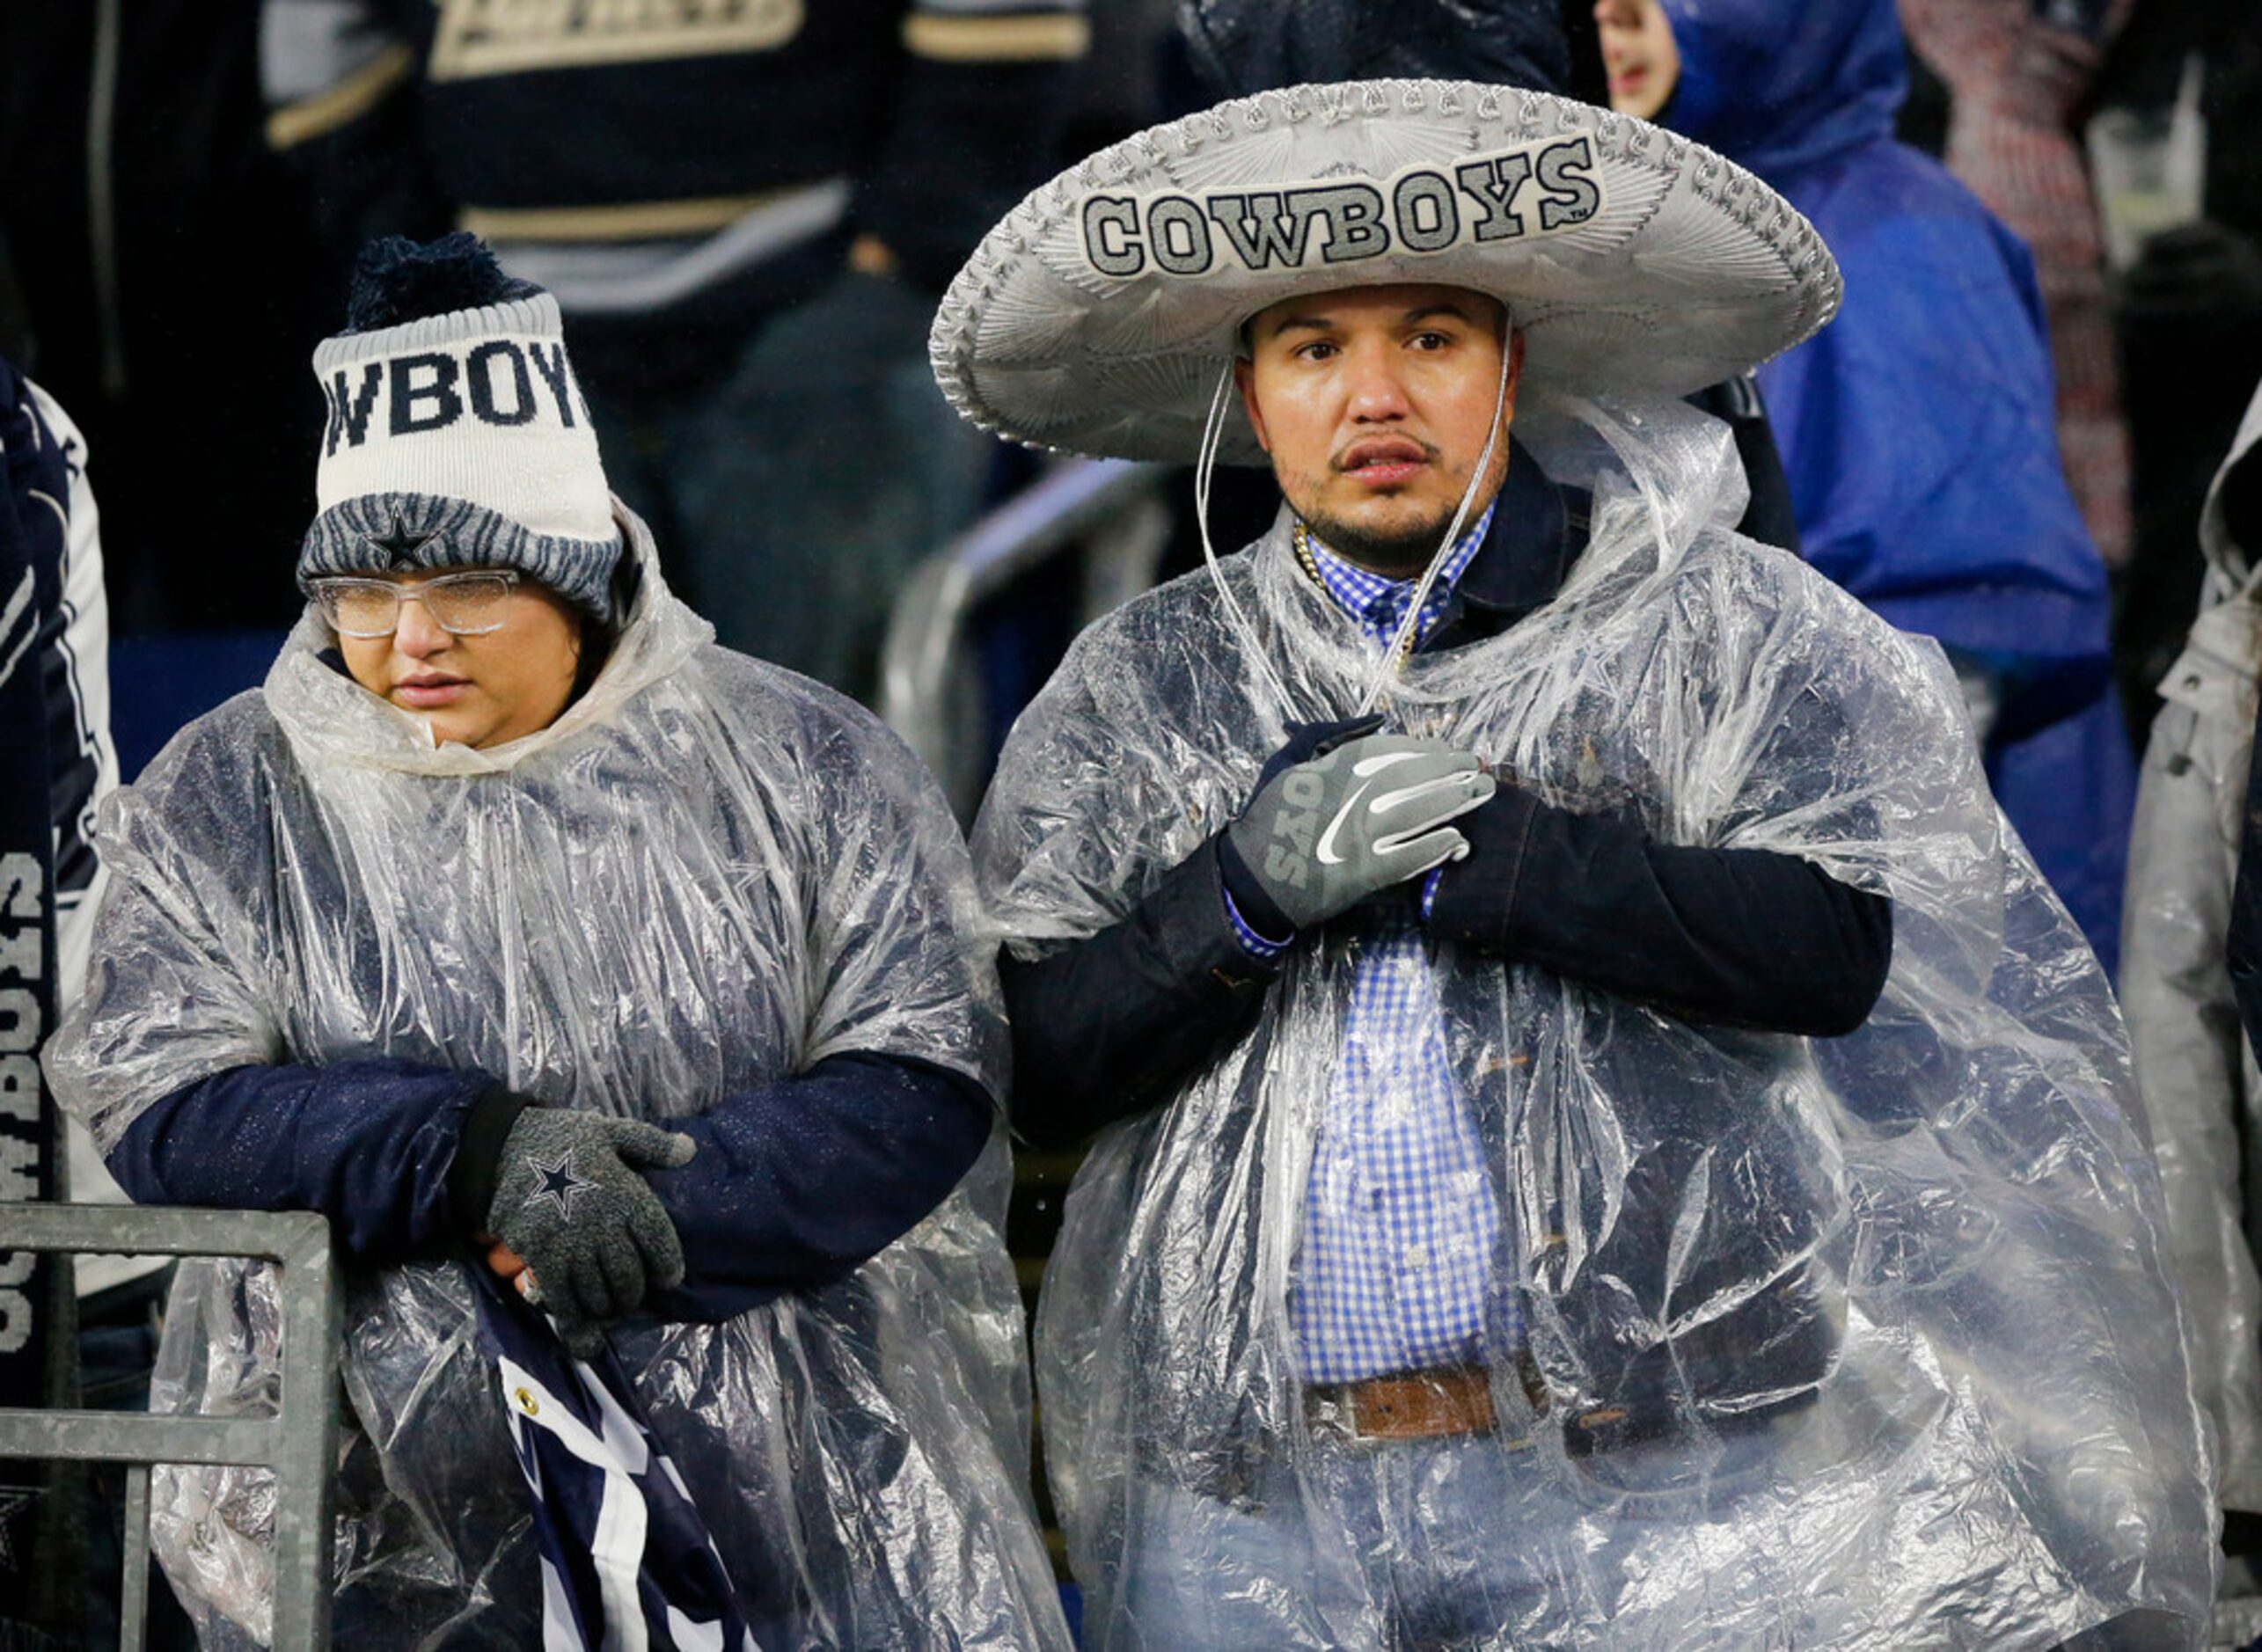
{"left": 1307, "top": 1365, "right": 1522, "bottom": 1444}
{"left": 1305, "top": 1366, "right": 1819, "bottom": 1457}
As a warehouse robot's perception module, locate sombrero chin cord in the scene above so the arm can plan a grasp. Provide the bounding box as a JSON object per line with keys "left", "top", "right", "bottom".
{"left": 1194, "top": 362, "right": 1299, "bottom": 722}
{"left": 1358, "top": 340, "right": 1512, "bottom": 718}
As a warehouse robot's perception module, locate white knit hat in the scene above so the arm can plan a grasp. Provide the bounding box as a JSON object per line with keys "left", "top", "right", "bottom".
{"left": 297, "top": 237, "right": 622, "bottom": 617}
{"left": 932, "top": 79, "right": 1842, "bottom": 464}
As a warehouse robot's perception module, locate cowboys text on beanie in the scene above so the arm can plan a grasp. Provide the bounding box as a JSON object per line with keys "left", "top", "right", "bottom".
{"left": 296, "top": 233, "right": 623, "bottom": 619}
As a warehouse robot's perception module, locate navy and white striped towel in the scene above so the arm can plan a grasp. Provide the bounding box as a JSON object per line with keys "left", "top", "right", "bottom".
{"left": 471, "top": 1272, "right": 762, "bottom": 1651}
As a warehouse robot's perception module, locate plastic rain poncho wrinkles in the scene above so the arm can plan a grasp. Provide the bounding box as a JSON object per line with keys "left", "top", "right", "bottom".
{"left": 2123, "top": 378, "right": 2262, "bottom": 1517}
{"left": 1658, "top": 0, "right": 2136, "bottom": 976}
{"left": 973, "top": 399, "right": 2217, "bottom": 1649}
{"left": 46, "top": 515, "right": 1068, "bottom": 1650}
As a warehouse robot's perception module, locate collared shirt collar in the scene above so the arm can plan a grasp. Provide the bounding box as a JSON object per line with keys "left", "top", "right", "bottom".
{"left": 1301, "top": 502, "right": 1497, "bottom": 653}
{"left": 1298, "top": 442, "right": 1583, "bottom": 654}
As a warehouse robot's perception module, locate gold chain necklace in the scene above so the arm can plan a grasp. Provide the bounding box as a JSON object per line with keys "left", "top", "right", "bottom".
{"left": 1292, "top": 519, "right": 1418, "bottom": 669}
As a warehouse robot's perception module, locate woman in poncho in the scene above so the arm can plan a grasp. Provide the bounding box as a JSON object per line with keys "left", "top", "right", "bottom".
{"left": 48, "top": 237, "right": 1067, "bottom": 1650}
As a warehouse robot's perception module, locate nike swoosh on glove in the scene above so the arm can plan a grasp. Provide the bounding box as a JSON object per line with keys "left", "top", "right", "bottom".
{"left": 1222, "top": 730, "right": 1493, "bottom": 932}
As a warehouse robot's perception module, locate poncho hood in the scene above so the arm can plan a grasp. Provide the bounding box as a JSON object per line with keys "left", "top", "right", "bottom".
{"left": 1660, "top": 0, "right": 1907, "bottom": 176}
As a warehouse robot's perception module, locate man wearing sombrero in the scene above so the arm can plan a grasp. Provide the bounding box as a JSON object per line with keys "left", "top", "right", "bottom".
{"left": 947, "top": 82, "right": 2216, "bottom": 1648}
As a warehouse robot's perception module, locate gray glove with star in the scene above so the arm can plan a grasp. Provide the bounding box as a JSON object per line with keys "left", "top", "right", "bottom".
{"left": 483, "top": 1107, "right": 695, "bottom": 1356}
{"left": 1222, "top": 722, "right": 1494, "bottom": 932}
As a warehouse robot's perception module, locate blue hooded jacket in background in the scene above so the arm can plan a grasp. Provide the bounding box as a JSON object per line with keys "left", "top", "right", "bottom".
{"left": 1659, "top": 0, "right": 2134, "bottom": 974}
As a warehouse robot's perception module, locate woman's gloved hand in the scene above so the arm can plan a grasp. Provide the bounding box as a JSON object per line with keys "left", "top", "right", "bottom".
{"left": 1221, "top": 724, "right": 1493, "bottom": 931}
{"left": 482, "top": 1108, "right": 695, "bottom": 1354}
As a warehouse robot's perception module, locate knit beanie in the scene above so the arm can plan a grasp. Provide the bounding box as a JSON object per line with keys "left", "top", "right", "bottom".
{"left": 296, "top": 233, "right": 622, "bottom": 619}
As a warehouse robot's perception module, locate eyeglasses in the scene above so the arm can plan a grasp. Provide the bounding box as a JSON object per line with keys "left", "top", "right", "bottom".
{"left": 309, "top": 570, "right": 521, "bottom": 638}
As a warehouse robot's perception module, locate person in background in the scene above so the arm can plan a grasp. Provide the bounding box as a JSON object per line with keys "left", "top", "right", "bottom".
{"left": 0, "top": 337, "right": 123, "bottom": 1644}
{"left": 44, "top": 234, "right": 1068, "bottom": 1648}
{"left": 260, "top": 0, "right": 1090, "bottom": 701}
{"left": 1898, "top": 0, "right": 2134, "bottom": 574}
{"left": 2123, "top": 375, "right": 2262, "bottom": 1648}
{"left": 1597, "top": 0, "right": 2138, "bottom": 976}
{"left": 0, "top": 2, "right": 334, "bottom": 636}
{"left": 2098, "top": 0, "right": 2262, "bottom": 741}
{"left": 1176, "top": 0, "right": 1607, "bottom": 102}
{"left": 4, "top": 216, "right": 207, "bottom": 1641}
{"left": 951, "top": 77, "right": 2213, "bottom": 1649}
{"left": 0, "top": 263, "right": 120, "bottom": 1232}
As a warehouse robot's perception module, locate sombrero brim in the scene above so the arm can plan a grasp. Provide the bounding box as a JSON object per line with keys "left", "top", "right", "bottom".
{"left": 930, "top": 79, "right": 1841, "bottom": 465}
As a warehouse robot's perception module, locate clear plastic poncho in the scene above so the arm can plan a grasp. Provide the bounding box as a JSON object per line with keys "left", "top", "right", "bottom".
{"left": 972, "top": 398, "right": 2217, "bottom": 1649}
{"left": 47, "top": 512, "right": 1069, "bottom": 1649}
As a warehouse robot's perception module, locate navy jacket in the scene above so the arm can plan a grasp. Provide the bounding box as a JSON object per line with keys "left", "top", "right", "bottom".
{"left": 1004, "top": 451, "right": 1892, "bottom": 1151}
{"left": 109, "top": 1052, "right": 992, "bottom": 1319}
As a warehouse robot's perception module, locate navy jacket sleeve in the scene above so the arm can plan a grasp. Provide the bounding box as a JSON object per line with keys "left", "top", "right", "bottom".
{"left": 641, "top": 1050, "right": 994, "bottom": 1321}
{"left": 1003, "top": 800, "right": 1892, "bottom": 1150}
{"left": 106, "top": 1058, "right": 494, "bottom": 1263}
{"left": 260, "top": 0, "right": 456, "bottom": 259}
{"left": 1428, "top": 786, "right": 1892, "bottom": 1036}
{"left": 1000, "top": 835, "right": 1280, "bottom": 1151}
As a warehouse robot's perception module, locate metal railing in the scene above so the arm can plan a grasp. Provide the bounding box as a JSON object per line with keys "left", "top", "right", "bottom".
{"left": 0, "top": 1205, "right": 340, "bottom": 1650}
{"left": 881, "top": 458, "right": 1174, "bottom": 818}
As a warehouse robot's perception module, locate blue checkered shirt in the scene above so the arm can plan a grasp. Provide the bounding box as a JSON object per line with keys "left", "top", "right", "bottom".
{"left": 1225, "top": 508, "right": 1514, "bottom": 1385}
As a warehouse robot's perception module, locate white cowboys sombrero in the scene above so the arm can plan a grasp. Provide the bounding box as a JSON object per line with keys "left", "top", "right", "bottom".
{"left": 930, "top": 79, "right": 1841, "bottom": 466}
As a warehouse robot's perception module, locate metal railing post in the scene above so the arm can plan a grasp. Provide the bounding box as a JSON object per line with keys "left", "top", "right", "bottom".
{"left": 0, "top": 1204, "right": 340, "bottom": 1649}
{"left": 267, "top": 1213, "right": 341, "bottom": 1652}
{"left": 880, "top": 458, "right": 1173, "bottom": 817}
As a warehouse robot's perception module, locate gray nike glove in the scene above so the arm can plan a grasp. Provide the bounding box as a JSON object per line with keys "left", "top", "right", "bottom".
{"left": 1224, "top": 731, "right": 1494, "bottom": 931}
{"left": 484, "top": 1109, "right": 695, "bottom": 1349}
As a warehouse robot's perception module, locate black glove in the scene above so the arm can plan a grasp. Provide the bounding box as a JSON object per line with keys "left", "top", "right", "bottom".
{"left": 1426, "top": 780, "right": 1545, "bottom": 947}
{"left": 1220, "top": 716, "right": 1492, "bottom": 932}
{"left": 1248, "top": 714, "right": 1385, "bottom": 789}
{"left": 1220, "top": 716, "right": 1379, "bottom": 934}
{"left": 484, "top": 1108, "right": 695, "bottom": 1354}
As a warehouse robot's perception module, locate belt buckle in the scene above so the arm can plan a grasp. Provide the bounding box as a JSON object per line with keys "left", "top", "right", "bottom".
{"left": 1304, "top": 1385, "right": 1390, "bottom": 1453}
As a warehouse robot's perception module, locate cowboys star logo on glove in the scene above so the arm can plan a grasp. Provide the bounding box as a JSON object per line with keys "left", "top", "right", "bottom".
{"left": 485, "top": 1108, "right": 696, "bottom": 1355}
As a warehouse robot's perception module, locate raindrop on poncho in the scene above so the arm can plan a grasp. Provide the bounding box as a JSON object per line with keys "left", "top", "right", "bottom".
{"left": 973, "top": 396, "right": 2216, "bottom": 1649}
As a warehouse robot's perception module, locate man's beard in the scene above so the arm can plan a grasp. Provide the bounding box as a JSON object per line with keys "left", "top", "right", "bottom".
{"left": 1299, "top": 499, "right": 1464, "bottom": 579}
